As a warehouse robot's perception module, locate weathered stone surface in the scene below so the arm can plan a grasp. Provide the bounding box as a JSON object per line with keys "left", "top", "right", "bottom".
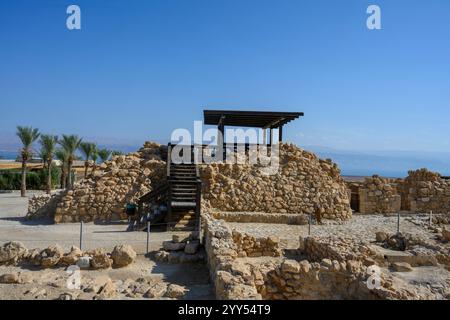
{"left": 391, "top": 262, "right": 413, "bottom": 272}
{"left": 0, "top": 272, "right": 32, "bottom": 284}
{"left": 40, "top": 245, "right": 64, "bottom": 268}
{"left": 88, "top": 248, "right": 113, "bottom": 269}
{"left": 52, "top": 142, "right": 166, "bottom": 223}
{"left": 77, "top": 256, "right": 91, "bottom": 269}
{"left": 184, "top": 241, "right": 200, "bottom": 255}
{"left": 441, "top": 228, "right": 450, "bottom": 242}
{"left": 144, "top": 282, "right": 168, "bottom": 298}
{"left": 0, "top": 241, "right": 28, "bottom": 265}
{"left": 375, "top": 231, "right": 389, "bottom": 242}
{"left": 163, "top": 241, "right": 186, "bottom": 251}
{"left": 201, "top": 143, "right": 352, "bottom": 221}
{"left": 281, "top": 260, "right": 300, "bottom": 273}
{"left": 59, "top": 246, "right": 83, "bottom": 266}
{"left": 111, "top": 245, "right": 136, "bottom": 267}
{"left": 164, "top": 284, "right": 187, "bottom": 299}
{"left": 96, "top": 278, "right": 116, "bottom": 299}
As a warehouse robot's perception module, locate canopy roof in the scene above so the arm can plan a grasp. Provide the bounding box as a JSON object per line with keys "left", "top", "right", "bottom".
{"left": 203, "top": 110, "right": 304, "bottom": 128}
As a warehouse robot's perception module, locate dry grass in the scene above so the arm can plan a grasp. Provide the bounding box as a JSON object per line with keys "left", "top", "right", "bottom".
{"left": 0, "top": 162, "right": 43, "bottom": 170}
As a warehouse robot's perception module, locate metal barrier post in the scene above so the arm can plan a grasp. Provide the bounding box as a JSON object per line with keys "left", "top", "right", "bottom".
{"left": 146, "top": 221, "right": 150, "bottom": 254}
{"left": 198, "top": 216, "right": 202, "bottom": 245}
{"left": 79, "top": 221, "right": 83, "bottom": 250}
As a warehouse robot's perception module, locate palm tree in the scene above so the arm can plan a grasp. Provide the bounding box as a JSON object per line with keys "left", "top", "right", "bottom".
{"left": 59, "top": 135, "right": 82, "bottom": 189}
{"left": 16, "top": 126, "right": 40, "bottom": 197}
{"left": 97, "top": 148, "right": 111, "bottom": 163}
{"left": 91, "top": 146, "right": 99, "bottom": 174}
{"left": 39, "top": 135, "right": 58, "bottom": 194}
{"left": 55, "top": 149, "right": 68, "bottom": 189}
{"left": 111, "top": 150, "right": 124, "bottom": 157}
{"left": 79, "top": 142, "right": 95, "bottom": 178}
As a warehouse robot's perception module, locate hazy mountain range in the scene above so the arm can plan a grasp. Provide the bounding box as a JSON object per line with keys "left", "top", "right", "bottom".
{"left": 1, "top": 133, "right": 449, "bottom": 178}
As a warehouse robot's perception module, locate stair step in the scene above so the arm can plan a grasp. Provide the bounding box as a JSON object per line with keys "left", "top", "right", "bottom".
{"left": 171, "top": 201, "right": 196, "bottom": 208}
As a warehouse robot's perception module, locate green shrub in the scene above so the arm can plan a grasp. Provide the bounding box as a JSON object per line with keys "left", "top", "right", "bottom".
{"left": 0, "top": 166, "right": 61, "bottom": 190}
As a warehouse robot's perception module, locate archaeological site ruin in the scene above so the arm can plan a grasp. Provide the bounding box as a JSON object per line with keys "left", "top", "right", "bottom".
{"left": 2, "top": 110, "right": 450, "bottom": 301}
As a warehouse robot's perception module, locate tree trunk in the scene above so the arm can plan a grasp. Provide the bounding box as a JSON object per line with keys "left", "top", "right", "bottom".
{"left": 61, "top": 166, "right": 66, "bottom": 189}
{"left": 84, "top": 161, "right": 88, "bottom": 178}
{"left": 20, "top": 158, "right": 27, "bottom": 197}
{"left": 67, "top": 160, "right": 73, "bottom": 189}
{"left": 47, "top": 160, "right": 52, "bottom": 194}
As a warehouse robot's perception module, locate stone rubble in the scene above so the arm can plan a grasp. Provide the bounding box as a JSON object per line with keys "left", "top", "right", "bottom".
{"left": 201, "top": 143, "right": 352, "bottom": 221}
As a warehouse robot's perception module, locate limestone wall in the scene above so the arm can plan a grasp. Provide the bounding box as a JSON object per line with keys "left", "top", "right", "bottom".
{"left": 54, "top": 142, "right": 166, "bottom": 223}
{"left": 401, "top": 169, "right": 450, "bottom": 214}
{"left": 203, "top": 213, "right": 424, "bottom": 300}
{"left": 201, "top": 143, "right": 352, "bottom": 221}
{"left": 358, "top": 176, "right": 401, "bottom": 214}
{"left": 27, "top": 192, "right": 65, "bottom": 220}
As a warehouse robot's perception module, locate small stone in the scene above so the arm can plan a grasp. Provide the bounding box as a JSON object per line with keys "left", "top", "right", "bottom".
{"left": 77, "top": 256, "right": 91, "bottom": 269}
{"left": 281, "top": 260, "right": 300, "bottom": 273}
{"left": 111, "top": 245, "right": 136, "bottom": 268}
{"left": 164, "top": 284, "right": 187, "bottom": 299}
{"left": 144, "top": 282, "right": 168, "bottom": 298}
{"left": 375, "top": 231, "right": 389, "bottom": 242}
{"left": 184, "top": 241, "right": 200, "bottom": 255}
{"left": 163, "top": 241, "right": 186, "bottom": 251}
{"left": 0, "top": 273, "right": 19, "bottom": 284}
{"left": 391, "top": 262, "right": 413, "bottom": 272}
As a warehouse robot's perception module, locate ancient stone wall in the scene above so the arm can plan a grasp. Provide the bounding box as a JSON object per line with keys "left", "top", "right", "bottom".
{"left": 27, "top": 192, "right": 65, "bottom": 220}
{"left": 358, "top": 176, "right": 402, "bottom": 214}
{"left": 54, "top": 142, "right": 166, "bottom": 223}
{"left": 211, "top": 211, "right": 308, "bottom": 225}
{"left": 232, "top": 230, "right": 281, "bottom": 258}
{"left": 33, "top": 141, "right": 352, "bottom": 224}
{"left": 401, "top": 169, "right": 450, "bottom": 214}
{"left": 203, "top": 213, "right": 425, "bottom": 300}
{"left": 201, "top": 143, "right": 352, "bottom": 221}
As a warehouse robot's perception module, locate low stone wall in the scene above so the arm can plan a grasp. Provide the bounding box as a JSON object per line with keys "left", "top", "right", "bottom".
{"left": 27, "top": 192, "right": 65, "bottom": 220}
{"left": 358, "top": 176, "right": 401, "bottom": 214}
{"left": 211, "top": 211, "right": 308, "bottom": 225}
{"left": 201, "top": 143, "right": 352, "bottom": 221}
{"left": 232, "top": 230, "right": 281, "bottom": 258}
{"left": 302, "top": 236, "right": 378, "bottom": 264}
{"left": 348, "top": 170, "right": 450, "bottom": 215}
{"left": 402, "top": 169, "right": 450, "bottom": 214}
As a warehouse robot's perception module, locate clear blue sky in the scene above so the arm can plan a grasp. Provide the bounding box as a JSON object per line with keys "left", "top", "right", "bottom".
{"left": 1, "top": 0, "right": 449, "bottom": 153}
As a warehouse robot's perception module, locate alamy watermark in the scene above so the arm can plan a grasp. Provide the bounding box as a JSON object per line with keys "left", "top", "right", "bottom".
{"left": 367, "top": 5, "right": 381, "bottom": 30}
{"left": 66, "top": 5, "right": 81, "bottom": 30}
{"left": 170, "top": 121, "right": 280, "bottom": 175}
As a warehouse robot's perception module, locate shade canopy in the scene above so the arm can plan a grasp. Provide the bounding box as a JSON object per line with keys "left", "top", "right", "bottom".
{"left": 203, "top": 110, "right": 304, "bottom": 129}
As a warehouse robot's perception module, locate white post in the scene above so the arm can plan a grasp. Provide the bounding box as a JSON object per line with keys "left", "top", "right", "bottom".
{"left": 79, "top": 221, "right": 83, "bottom": 250}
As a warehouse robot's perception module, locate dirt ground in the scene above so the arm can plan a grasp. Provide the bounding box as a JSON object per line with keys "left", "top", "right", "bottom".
{"left": 0, "top": 192, "right": 213, "bottom": 300}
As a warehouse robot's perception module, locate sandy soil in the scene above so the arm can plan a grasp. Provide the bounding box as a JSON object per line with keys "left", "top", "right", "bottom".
{"left": 0, "top": 192, "right": 213, "bottom": 300}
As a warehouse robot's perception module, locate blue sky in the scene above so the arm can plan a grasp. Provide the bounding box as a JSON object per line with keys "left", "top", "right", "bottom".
{"left": 0, "top": 0, "right": 449, "bottom": 159}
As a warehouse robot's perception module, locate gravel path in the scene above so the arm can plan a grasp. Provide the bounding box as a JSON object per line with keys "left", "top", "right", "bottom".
{"left": 0, "top": 192, "right": 190, "bottom": 254}
{"left": 228, "top": 213, "right": 440, "bottom": 249}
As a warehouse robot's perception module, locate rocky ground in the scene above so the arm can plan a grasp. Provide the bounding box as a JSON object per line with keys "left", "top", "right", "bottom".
{"left": 0, "top": 192, "right": 213, "bottom": 300}
{"left": 227, "top": 213, "right": 447, "bottom": 249}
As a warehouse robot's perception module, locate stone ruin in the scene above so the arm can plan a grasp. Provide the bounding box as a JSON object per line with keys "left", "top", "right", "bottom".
{"left": 201, "top": 143, "right": 352, "bottom": 221}
{"left": 347, "top": 169, "right": 450, "bottom": 215}
{"left": 203, "top": 212, "right": 450, "bottom": 300}
{"left": 28, "top": 141, "right": 352, "bottom": 223}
